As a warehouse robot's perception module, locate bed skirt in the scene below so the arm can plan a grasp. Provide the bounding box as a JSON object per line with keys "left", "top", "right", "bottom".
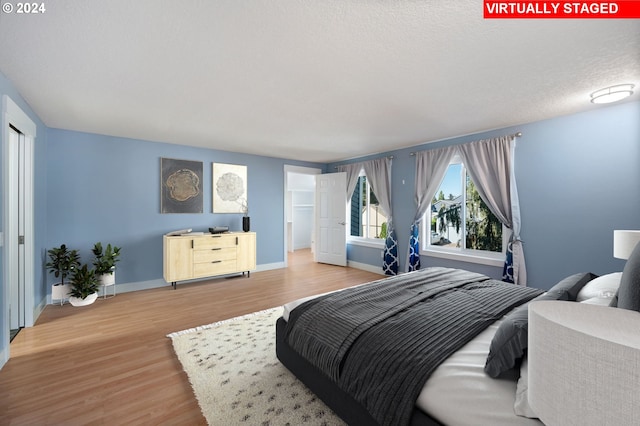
{"left": 275, "top": 317, "right": 443, "bottom": 426}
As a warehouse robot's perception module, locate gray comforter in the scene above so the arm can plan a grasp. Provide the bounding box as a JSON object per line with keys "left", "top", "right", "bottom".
{"left": 284, "top": 267, "right": 543, "bottom": 426}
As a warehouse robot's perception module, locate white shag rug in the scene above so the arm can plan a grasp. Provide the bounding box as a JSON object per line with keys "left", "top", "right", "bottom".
{"left": 167, "top": 308, "right": 345, "bottom": 426}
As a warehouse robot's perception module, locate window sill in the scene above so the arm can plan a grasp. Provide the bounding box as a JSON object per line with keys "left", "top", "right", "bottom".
{"left": 421, "top": 248, "right": 504, "bottom": 268}
{"left": 348, "top": 237, "right": 385, "bottom": 249}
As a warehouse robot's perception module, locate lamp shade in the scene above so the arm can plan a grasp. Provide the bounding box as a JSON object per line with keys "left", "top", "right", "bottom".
{"left": 528, "top": 301, "right": 640, "bottom": 426}
{"left": 614, "top": 230, "right": 640, "bottom": 260}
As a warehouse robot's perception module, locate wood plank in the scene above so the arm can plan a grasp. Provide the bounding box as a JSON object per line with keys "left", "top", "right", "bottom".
{"left": 0, "top": 250, "right": 382, "bottom": 424}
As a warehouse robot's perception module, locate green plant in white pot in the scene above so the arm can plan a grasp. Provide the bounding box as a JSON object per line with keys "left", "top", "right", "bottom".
{"left": 45, "top": 244, "right": 80, "bottom": 305}
{"left": 68, "top": 264, "right": 100, "bottom": 307}
{"left": 92, "top": 242, "right": 121, "bottom": 287}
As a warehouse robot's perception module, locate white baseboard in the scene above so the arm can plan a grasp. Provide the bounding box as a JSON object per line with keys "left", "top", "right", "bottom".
{"left": 347, "top": 260, "right": 385, "bottom": 275}
{"left": 116, "top": 278, "right": 168, "bottom": 293}
{"left": 0, "top": 347, "right": 7, "bottom": 370}
{"left": 31, "top": 297, "right": 46, "bottom": 326}
{"left": 44, "top": 260, "right": 382, "bottom": 305}
{"left": 44, "top": 278, "right": 175, "bottom": 305}
{"left": 255, "top": 262, "right": 285, "bottom": 272}
{"left": 45, "top": 262, "right": 288, "bottom": 304}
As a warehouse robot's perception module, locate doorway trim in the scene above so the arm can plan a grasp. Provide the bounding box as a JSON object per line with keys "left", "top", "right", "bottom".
{"left": 283, "top": 165, "right": 322, "bottom": 268}
{"left": 2, "top": 95, "right": 36, "bottom": 365}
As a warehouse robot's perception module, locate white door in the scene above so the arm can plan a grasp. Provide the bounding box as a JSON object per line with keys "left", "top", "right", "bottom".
{"left": 8, "top": 126, "right": 24, "bottom": 331}
{"left": 314, "top": 172, "right": 347, "bottom": 266}
{"left": 3, "top": 95, "right": 35, "bottom": 343}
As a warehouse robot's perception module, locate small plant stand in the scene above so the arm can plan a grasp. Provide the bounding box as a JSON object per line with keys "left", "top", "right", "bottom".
{"left": 98, "top": 273, "right": 116, "bottom": 299}
{"left": 101, "top": 282, "right": 116, "bottom": 299}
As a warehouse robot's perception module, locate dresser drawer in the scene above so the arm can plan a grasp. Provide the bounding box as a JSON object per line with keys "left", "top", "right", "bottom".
{"left": 193, "top": 247, "right": 237, "bottom": 264}
{"left": 193, "top": 259, "right": 237, "bottom": 277}
{"left": 193, "top": 235, "right": 237, "bottom": 250}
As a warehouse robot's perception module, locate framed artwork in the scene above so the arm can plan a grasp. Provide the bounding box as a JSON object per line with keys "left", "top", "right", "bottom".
{"left": 160, "top": 158, "right": 203, "bottom": 214}
{"left": 212, "top": 163, "right": 247, "bottom": 213}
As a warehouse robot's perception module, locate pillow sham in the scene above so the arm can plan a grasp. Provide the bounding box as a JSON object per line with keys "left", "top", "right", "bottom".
{"left": 576, "top": 272, "right": 622, "bottom": 302}
{"left": 581, "top": 295, "right": 615, "bottom": 306}
{"left": 616, "top": 243, "right": 640, "bottom": 312}
{"left": 546, "top": 271, "right": 598, "bottom": 301}
{"left": 484, "top": 272, "right": 597, "bottom": 378}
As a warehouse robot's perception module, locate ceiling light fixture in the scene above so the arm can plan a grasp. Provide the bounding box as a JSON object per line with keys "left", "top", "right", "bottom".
{"left": 590, "top": 84, "right": 635, "bottom": 104}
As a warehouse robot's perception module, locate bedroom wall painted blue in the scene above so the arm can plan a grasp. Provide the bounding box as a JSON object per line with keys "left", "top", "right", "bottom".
{"left": 0, "top": 71, "right": 49, "bottom": 368}
{"left": 46, "top": 129, "right": 324, "bottom": 286}
{"left": 1, "top": 59, "right": 638, "bottom": 373}
{"left": 328, "top": 101, "right": 640, "bottom": 290}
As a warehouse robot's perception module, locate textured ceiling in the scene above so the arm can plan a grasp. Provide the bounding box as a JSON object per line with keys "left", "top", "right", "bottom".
{"left": 0, "top": 1, "right": 638, "bottom": 162}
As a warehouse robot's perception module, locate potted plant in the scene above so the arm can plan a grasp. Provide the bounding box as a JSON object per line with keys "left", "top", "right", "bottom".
{"left": 92, "top": 242, "right": 121, "bottom": 287}
{"left": 46, "top": 244, "right": 80, "bottom": 305}
{"left": 68, "top": 264, "right": 100, "bottom": 306}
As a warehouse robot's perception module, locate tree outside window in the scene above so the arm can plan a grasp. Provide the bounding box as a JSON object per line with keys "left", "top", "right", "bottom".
{"left": 427, "top": 161, "right": 502, "bottom": 253}
{"left": 465, "top": 177, "right": 502, "bottom": 252}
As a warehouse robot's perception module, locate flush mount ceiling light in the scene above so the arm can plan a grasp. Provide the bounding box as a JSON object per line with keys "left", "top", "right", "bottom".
{"left": 590, "top": 84, "right": 635, "bottom": 104}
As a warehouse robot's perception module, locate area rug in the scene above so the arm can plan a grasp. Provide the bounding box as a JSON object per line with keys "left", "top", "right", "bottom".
{"left": 167, "top": 308, "right": 345, "bottom": 426}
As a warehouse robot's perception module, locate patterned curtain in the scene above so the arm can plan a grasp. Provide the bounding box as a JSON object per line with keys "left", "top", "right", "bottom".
{"left": 408, "top": 223, "right": 421, "bottom": 271}
{"left": 383, "top": 227, "right": 399, "bottom": 275}
{"left": 502, "top": 242, "right": 514, "bottom": 282}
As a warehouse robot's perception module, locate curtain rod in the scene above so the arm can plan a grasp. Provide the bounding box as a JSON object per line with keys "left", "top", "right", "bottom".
{"left": 409, "top": 132, "right": 522, "bottom": 156}
{"left": 333, "top": 155, "right": 394, "bottom": 169}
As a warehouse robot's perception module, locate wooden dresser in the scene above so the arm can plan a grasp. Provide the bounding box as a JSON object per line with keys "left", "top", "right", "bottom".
{"left": 163, "top": 232, "right": 256, "bottom": 288}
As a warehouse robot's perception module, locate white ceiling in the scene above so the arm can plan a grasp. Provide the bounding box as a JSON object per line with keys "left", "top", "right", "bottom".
{"left": 1, "top": 1, "right": 638, "bottom": 163}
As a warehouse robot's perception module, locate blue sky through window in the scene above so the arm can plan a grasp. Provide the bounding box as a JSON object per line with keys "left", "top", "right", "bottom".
{"left": 437, "top": 163, "right": 462, "bottom": 200}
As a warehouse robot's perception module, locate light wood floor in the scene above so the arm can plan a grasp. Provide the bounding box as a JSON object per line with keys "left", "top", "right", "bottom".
{"left": 0, "top": 250, "right": 381, "bottom": 425}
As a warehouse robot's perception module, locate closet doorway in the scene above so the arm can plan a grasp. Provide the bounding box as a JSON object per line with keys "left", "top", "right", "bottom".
{"left": 283, "top": 165, "right": 321, "bottom": 268}
{"left": 3, "top": 95, "right": 36, "bottom": 362}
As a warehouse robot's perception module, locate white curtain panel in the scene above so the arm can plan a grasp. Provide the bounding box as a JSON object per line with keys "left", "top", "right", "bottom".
{"left": 338, "top": 157, "right": 394, "bottom": 227}
{"left": 408, "top": 136, "right": 526, "bottom": 285}
{"left": 405, "top": 146, "right": 458, "bottom": 272}
{"left": 337, "top": 162, "right": 363, "bottom": 201}
{"left": 412, "top": 146, "right": 458, "bottom": 225}
{"left": 458, "top": 135, "right": 527, "bottom": 286}
{"left": 457, "top": 137, "right": 513, "bottom": 225}
{"left": 362, "top": 157, "right": 393, "bottom": 221}
{"left": 340, "top": 157, "right": 398, "bottom": 274}
{"left": 363, "top": 157, "right": 399, "bottom": 275}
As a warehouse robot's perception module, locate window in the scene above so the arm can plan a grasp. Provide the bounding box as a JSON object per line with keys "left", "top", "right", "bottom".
{"left": 424, "top": 157, "right": 505, "bottom": 264}
{"left": 350, "top": 174, "right": 388, "bottom": 241}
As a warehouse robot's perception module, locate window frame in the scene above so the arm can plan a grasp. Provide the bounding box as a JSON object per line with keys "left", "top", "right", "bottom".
{"left": 421, "top": 156, "right": 508, "bottom": 267}
{"left": 347, "top": 170, "right": 386, "bottom": 248}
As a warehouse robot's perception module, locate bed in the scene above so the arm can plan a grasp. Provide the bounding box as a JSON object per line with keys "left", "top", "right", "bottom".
{"left": 275, "top": 266, "right": 613, "bottom": 426}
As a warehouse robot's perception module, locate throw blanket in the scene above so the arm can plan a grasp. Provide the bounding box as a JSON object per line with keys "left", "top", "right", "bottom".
{"left": 284, "top": 267, "right": 543, "bottom": 426}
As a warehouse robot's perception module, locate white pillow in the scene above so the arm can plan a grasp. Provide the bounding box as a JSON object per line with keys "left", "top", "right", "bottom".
{"left": 576, "top": 272, "right": 622, "bottom": 302}
{"left": 580, "top": 296, "right": 614, "bottom": 306}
